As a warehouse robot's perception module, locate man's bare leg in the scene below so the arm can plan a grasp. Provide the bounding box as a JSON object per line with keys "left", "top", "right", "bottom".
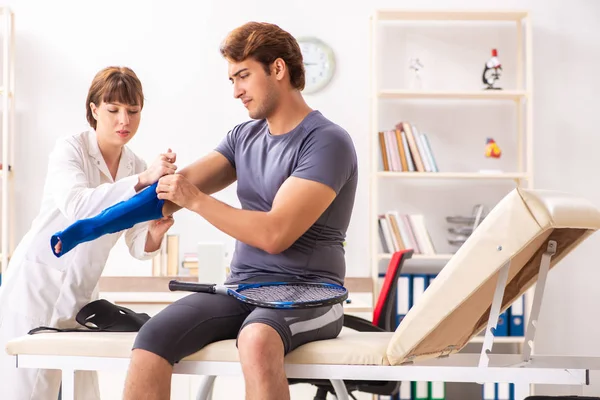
{"left": 123, "top": 349, "right": 173, "bottom": 400}
{"left": 238, "top": 323, "right": 289, "bottom": 400}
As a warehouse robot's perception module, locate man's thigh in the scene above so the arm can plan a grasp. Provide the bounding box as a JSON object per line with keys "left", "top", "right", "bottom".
{"left": 240, "top": 303, "right": 344, "bottom": 354}
{"left": 133, "top": 292, "right": 252, "bottom": 364}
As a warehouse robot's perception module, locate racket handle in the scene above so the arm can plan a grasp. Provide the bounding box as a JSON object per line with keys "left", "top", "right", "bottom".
{"left": 168, "top": 280, "right": 216, "bottom": 293}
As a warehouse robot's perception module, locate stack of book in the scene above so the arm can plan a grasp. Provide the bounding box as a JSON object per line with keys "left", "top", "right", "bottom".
{"left": 378, "top": 121, "right": 438, "bottom": 173}
{"left": 181, "top": 253, "right": 199, "bottom": 276}
{"left": 377, "top": 211, "right": 436, "bottom": 255}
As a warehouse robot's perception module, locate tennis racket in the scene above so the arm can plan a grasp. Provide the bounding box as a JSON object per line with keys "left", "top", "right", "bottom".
{"left": 168, "top": 280, "right": 348, "bottom": 309}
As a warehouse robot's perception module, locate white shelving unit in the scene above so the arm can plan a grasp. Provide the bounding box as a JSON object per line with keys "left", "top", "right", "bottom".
{"left": 368, "top": 11, "right": 533, "bottom": 398}
{"left": 369, "top": 10, "right": 533, "bottom": 398}
{"left": 369, "top": 7, "right": 533, "bottom": 298}
{"left": 0, "top": 7, "right": 15, "bottom": 279}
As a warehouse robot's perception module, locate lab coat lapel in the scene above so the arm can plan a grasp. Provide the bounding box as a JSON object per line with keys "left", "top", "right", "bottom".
{"left": 86, "top": 130, "right": 135, "bottom": 182}
{"left": 86, "top": 130, "right": 113, "bottom": 182}
{"left": 115, "top": 147, "right": 135, "bottom": 181}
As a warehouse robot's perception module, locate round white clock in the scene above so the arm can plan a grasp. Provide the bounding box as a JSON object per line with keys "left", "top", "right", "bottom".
{"left": 297, "top": 37, "right": 336, "bottom": 94}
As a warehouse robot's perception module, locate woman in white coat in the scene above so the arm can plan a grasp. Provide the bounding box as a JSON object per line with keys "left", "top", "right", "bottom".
{"left": 0, "top": 66, "right": 176, "bottom": 400}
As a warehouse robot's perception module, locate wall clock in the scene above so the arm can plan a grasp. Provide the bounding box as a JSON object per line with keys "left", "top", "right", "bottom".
{"left": 297, "top": 36, "right": 336, "bottom": 94}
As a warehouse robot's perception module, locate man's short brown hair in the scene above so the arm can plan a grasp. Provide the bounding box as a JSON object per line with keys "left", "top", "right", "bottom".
{"left": 220, "top": 22, "right": 305, "bottom": 91}
{"left": 86, "top": 66, "right": 144, "bottom": 129}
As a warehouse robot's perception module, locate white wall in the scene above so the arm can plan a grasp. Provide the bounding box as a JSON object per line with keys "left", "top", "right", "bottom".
{"left": 5, "top": 0, "right": 600, "bottom": 396}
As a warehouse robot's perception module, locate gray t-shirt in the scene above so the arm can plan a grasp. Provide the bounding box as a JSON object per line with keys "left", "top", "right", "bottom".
{"left": 215, "top": 110, "right": 357, "bottom": 285}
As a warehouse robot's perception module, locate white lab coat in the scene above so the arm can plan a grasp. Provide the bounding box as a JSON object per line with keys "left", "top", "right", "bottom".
{"left": 0, "top": 130, "right": 157, "bottom": 399}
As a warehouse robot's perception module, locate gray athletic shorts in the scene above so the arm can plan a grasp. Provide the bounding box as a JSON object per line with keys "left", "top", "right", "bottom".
{"left": 132, "top": 287, "right": 344, "bottom": 365}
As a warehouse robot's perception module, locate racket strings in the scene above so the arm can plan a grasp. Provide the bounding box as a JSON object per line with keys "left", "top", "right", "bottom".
{"left": 240, "top": 284, "right": 345, "bottom": 303}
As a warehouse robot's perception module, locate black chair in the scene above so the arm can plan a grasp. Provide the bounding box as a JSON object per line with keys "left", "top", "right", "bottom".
{"left": 288, "top": 249, "right": 414, "bottom": 400}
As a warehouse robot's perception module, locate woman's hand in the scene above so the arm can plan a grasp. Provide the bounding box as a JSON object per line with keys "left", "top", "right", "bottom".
{"left": 144, "top": 215, "right": 175, "bottom": 252}
{"left": 137, "top": 149, "right": 177, "bottom": 190}
{"left": 156, "top": 174, "right": 201, "bottom": 210}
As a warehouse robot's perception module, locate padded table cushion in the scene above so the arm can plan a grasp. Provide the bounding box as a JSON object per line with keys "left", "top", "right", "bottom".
{"left": 7, "top": 188, "right": 600, "bottom": 369}
{"left": 386, "top": 188, "right": 600, "bottom": 365}
{"left": 6, "top": 328, "right": 394, "bottom": 366}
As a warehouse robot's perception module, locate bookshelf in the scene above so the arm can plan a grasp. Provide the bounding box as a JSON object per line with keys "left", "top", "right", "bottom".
{"left": 0, "top": 7, "right": 15, "bottom": 279}
{"left": 369, "top": 7, "right": 533, "bottom": 298}
{"left": 369, "top": 9, "right": 532, "bottom": 399}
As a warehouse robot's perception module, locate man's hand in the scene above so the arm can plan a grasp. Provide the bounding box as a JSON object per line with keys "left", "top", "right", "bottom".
{"left": 53, "top": 239, "right": 62, "bottom": 254}
{"left": 137, "top": 149, "right": 177, "bottom": 190}
{"left": 144, "top": 215, "right": 175, "bottom": 252}
{"left": 156, "top": 174, "right": 201, "bottom": 210}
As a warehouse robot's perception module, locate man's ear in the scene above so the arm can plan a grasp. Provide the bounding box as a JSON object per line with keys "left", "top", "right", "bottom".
{"left": 272, "top": 58, "right": 286, "bottom": 81}
{"left": 89, "top": 102, "right": 98, "bottom": 120}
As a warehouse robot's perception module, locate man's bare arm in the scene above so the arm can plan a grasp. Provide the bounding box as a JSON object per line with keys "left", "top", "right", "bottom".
{"left": 178, "top": 176, "right": 336, "bottom": 254}
{"left": 162, "top": 151, "right": 236, "bottom": 216}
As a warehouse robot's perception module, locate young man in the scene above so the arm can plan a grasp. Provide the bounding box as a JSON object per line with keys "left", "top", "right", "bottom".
{"left": 123, "top": 22, "right": 358, "bottom": 400}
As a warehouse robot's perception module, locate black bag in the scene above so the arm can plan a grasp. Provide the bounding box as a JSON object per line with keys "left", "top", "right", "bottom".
{"left": 28, "top": 299, "right": 151, "bottom": 334}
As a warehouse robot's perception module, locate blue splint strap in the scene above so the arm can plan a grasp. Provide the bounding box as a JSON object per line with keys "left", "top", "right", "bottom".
{"left": 51, "top": 182, "right": 164, "bottom": 257}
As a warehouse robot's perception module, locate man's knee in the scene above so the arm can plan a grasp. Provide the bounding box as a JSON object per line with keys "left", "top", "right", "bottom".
{"left": 132, "top": 316, "right": 177, "bottom": 365}
{"left": 130, "top": 348, "right": 172, "bottom": 370}
{"left": 238, "top": 323, "right": 284, "bottom": 362}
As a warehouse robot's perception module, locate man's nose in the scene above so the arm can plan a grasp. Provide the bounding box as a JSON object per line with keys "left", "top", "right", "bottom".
{"left": 233, "top": 82, "right": 244, "bottom": 99}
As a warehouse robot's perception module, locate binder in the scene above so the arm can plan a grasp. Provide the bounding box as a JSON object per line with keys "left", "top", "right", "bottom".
{"left": 397, "top": 275, "right": 410, "bottom": 327}
{"left": 411, "top": 275, "right": 427, "bottom": 308}
{"left": 427, "top": 274, "right": 437, "bottom": 287}
{"left": 429, "top": 381, "right": 445, "bottom": 399}
{"left": 509, "top": 295, "right": 525, "bottom": 336}
{"left": 497, "top": 382, "right": 510, "bottom": 400}
{"left": 482, "top": 382, "right": 495, "bottom": 400}
{"left": 496, "top": 311, "right": 509, "bottom": 336}
{"left": 412, "top": 381, "right": 429, "bottom": 400}
{"left": 399, "top": 381, "right": 411, "bottom": 400}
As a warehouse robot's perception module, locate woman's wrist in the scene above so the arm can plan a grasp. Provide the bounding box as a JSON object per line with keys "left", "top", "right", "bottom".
{"left": 144, "top": 230, "right": 162, "bottom": 253}
{"left": 135, "top": 172, "right": 148, "bottom": 192}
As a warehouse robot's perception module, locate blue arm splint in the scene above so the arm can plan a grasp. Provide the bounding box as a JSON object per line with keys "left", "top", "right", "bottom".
{"left": 51, "top": 182, "right": 164, "bottom": 257}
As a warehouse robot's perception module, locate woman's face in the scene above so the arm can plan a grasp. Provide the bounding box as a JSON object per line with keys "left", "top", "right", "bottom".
{"left": 90, "top": 100, "right": 141, "bottom": 147}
